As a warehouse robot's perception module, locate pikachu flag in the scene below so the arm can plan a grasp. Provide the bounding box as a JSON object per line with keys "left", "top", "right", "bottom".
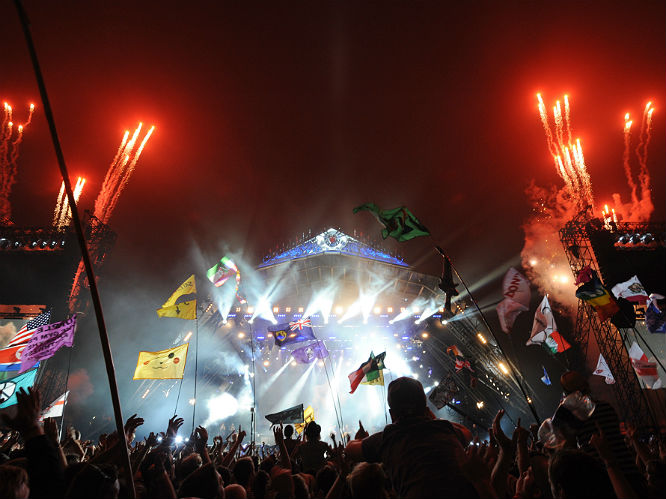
{"left": 133, "top": 343, "right": 189, "bottom": 379}
{"left": 157, "top": 275, "right": 197, "bottom": 320}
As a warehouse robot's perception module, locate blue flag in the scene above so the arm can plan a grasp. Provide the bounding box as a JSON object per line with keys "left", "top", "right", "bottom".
{"left": 541, "top": 366, "right": 552, "bottom": 386}
{"left": 291, "top": 342, "right": 329, "bottom": 363}
{"left": 269, "top": 318, "right": 316, "bottom": 347}
{"left": 0, "top": 368, "right": 38, "bottom": 409}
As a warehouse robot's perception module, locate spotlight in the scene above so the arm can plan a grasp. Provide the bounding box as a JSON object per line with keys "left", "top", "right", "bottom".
{"left": 237, "top": 332, "right": 245, "bottom": 339}
{"left": 498, "top": 362, "right": 510, "bottom": 375}
{"left": 617, "top": 234, "right": 630, "bottom": 244}
{"left": 40, "top": 240, "right": 48, "bottom": 248}
{"left": 30, "top": 241, "right": 38, "bottom": 248}
{"left": 477, "top": 333, "right": 487, "bottom": 344}
{"left": 263, "top": 360, "right": 270, "bottom": 367}
{"left": 13, "top": 241, "right": 22, "bottom": 248}
{"left": 641, "top": 233, "right": 654, "bottom": 244}
{"left": 630, "top": 234, "right": 641, "bottom": 244}
{"left": 476, "top": 401, "right": 484, "bottom": 409}
{"left": 421, "top": 332, "right": 429, "bottom": 339}
{"left": 0, "top": 238, "right": 8, "bottom": 249}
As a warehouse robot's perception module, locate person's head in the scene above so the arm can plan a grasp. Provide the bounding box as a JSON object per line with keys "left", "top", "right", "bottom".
{"left": 284, "top": 425, "right": 294, "bottom": 439}
{"left": 252, "top": 470, "right": 270, "bottom": 499}
{"left": 548, "top": 449, "right": 613, "bottom": 499}
{"left": 304, "top": 421, "right": 321, "bottom": 442}
{"left": 217, "top": 465, "right": 232, "bottom": 487}
{"left": 224, "top": 483, "right": 246, "bottom": 499}
{"left": 559, "top": 371, "right": 590, "bottom": 396}
{"left": 65, "top": 464, "right": 119, "bottom": 499}
{"left": 233, "top": 456, "right": 255, "bottom": 488}
{"left": 178, "top": 462, "right": 225, "bottom": 499}
{"left": 0, "top": 465, "right": 29, "bottom": 499}
{"left": 348, "top": 462, "right": 388, "bottom": 499}
{"left": 176, "top": 452, "right": 202, "bottom": 482}
{"left": 315, "top": 465, "right": 337, "bottom": 496}
{"left": 387, "top": 377, "right": 427, "bottom": 421}
{"left": 292, "top": 473, "right": 310, "bottom": 499}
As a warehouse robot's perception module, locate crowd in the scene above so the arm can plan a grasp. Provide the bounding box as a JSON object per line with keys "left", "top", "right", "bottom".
{"left": 1, "top": 373, "right": 664, "bottom": 499}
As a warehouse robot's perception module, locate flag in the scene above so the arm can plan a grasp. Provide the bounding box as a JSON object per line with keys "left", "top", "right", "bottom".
{"left": 526, "top": 296, "right": 557, "bottom": 346}
{"left": 543, "top": 332, "right": 571, "bottom": 354}
{"left": 541, "top": 366, "right": 552, "bottom": 385}
{"left": 645, "top": 295, "right": 665, "bottom": 334}
{"left": 497, "top": 268, "right": 531, "bottom": 333}
{"left": 19, "top": 315, "right": 77, "bottom": 373}
{"left": 269, "top": 318, "right": 316, "bottom": 347}
{"left": 610, "top": 298, "right": 636, "bottom": 329}
{"left": 40, "top": 391, "right": 69, "bottom": 420}
{"left": 611, "top": 276, "right": 649, "bottom": 304}
{"left": 593, "top": 355, "right": 615, "bottom": 385}
{"left": 265, "top": 403, "right": 304, "bottom": 425}
{"left": 295, "top": 405, "right": 315, "bottom": 434}
{"left": 454, "top": 358, "right": 473, "bottom": 372}
{"left": 575, "top": 272, "right": 619, "bottom": 322}
{"left": 157, "top": 275, "right": 197, "bottom": 320}
{"left": 7, "top": 311, "right": 51, "bottom": 347}
{"left": 428, "top": 375, "right": 458, "bottom": 410}
{"left": 574, "top": 266, "right": 595, "bottom": 285}
{"left": 353, "top": 203, "right": 430, "bottom": 241}
{"left": 291, "top": 342, "right": 329, "bottom": 364}
{"left": 348, "top": 352, "right": 386, "bottom": 394}
{"left": 207, "top": 256, "right": 238, "bottom": 287}
{"left": 628, "top": 341, "right": 660, "bottom": 388}
{"left": 133, "top": 343, "right": 189, "bottom": 380}
{"left": 0, "top": 369, "right": 38, "bottom": 409}
{"left": 0, "top": 344, "right": 40, "bottom": 375}
{"left": 446, "top": 345, "right": 463, "bottom": 357}
{"left": 362, "top": 368, "right": 385, "bottom": 386}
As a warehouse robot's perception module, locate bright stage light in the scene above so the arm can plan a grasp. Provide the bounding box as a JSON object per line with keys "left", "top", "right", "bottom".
{"left": 175, "top": 436, "right": 183, "bottom": 443}
{"left": 476, "top": 401, "right": 484, "bottom": 409}
{"left": 421, "top": 332, "right": 429, "bottom": 339}
{"left": 238, "top": 332, "right": 245, "bottom": 339}
{"left": 477, "top": 333, "right": 487, "bottom": 344}
{"left": 273, "top": 306, "right": 279, "bottom": 313}
{"left": 387, "top": 307, "right": 393, "bottom": 313}
{"left": 263, "top": 360, "right": 270, "bottom": 367}
{"left": 206, "top": 392, "right": 239, "bottom": 423}
{"left": 373, "top": 306, "right": 381, "bottom": 315}
{"left": 298, "top": 307, "right": 304, "bottom": 313}
{"left": 286, "top": 307, "right": 292, "bottom": 313}
{"left": 247, "top": 306, "right": 254, "bottom": 313}
{"left": 188, "top": 398, "right": 196, "bottom": 405}
{"left": 335, "top": 306, "right": 343, "bottom": 314}
{"left": 498, "top": 362, "right": 510, "bottom": 375}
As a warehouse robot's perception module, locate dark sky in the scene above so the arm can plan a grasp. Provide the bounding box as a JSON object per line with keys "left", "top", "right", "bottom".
{"left": 1, "top": 1, "right": 664, "bottom": 429}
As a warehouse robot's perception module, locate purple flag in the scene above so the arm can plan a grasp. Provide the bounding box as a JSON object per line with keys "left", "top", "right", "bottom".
{"left": 291, "top": 342, "right": 329, "bottom": 364}
{"left": 19, "top": 315, "right": 77, "bottom": 373}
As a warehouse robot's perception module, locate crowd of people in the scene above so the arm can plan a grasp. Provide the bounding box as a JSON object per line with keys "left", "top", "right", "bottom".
{"left": 1, "top": 373, "right": 664, "bottom": 499}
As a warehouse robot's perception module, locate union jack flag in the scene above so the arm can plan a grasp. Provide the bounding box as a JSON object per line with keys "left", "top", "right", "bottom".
{"left": 8, "top": 311, "right": 51, "bottom": 347}
{"left": 289, "top": 318, "right": 312, "bottom": 331}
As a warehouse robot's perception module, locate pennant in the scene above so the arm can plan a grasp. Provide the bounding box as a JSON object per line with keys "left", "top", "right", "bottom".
{"left": 157, "top": 275, "right": 197, "bottom": 320}
{"left": 575, "top": 272, "right": 619, "bottom": 322}
{"left": 645, "top": 295, "right": 665, "bottom": 334}
{"left": 496, "top": 268, "right": 531, "bottom": 333}
{"left": 7, "top": 311, "right": 51, "bottom": 347}
{"left": 611, "top": 276, "right": 649, "bottom": 304}
{"left": 133, "top": 343, "right": 189, "bottom": 380}
{"left": 446, "top": 345, "right": 463, "bottom": 357}
{"left": 40, "top": 391, "right": 69, "bottom": 420}
{"left": 0, "top": 368, "right": 38, "bottom": 409}
{"left": 348, "top": 352, "right": 386, "bottom": 394}
{"left": 496, "top": 298, "right": 529, "bottom": 334}
{"left": 526, "top": 296, "right": 557, "bottom": 346}
{"left": 543, "top": 331, "right": 571, "bottom": 354}
{"left": 207, "top": 257, "right": 238, "bottom": 288}
{"left": 628, "top": 341, "right": 659, "bottom": 388}
{"left": 291, "top": 342, "right": 329, "bottom": 364}
{"left": 295, "top": 405, "right": 314, "bottom": 434}
{"left": 353, "top": 203, "right": 430, "bottom": 242}
{"left": 19, "top": 315, "right": 77, "bottom": 373}
{"left": 265, "top": 403, "right": 304, "bottom": 425}
{"left": 361, "top": 368, "right": 385, "bottom": 386}
{"left": 541, "top": 366, "right": 552, "bottom": 385}
{"left": 574, "top": 266, "right": 595, "bottom": 285}
{"left": 269, "top": 318, "right": 316, "bottom": 347}
{"left": 593, "top": 355, "right": 615, "bottom": 385}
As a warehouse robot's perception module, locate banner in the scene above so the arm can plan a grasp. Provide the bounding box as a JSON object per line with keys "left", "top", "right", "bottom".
{"left": 19, "top": 315, "right": 77, "bottom": 373}
{"left": 133, "top": 343, "right": 189, "bottom": 379}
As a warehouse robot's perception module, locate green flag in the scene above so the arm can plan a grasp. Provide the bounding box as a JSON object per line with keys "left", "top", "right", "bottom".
{"left": 353, "top": 203, "right": 430, "bottom": 241}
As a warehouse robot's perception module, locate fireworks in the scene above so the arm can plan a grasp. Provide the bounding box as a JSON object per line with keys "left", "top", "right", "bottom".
{"left": 93, "top": 123, "right": 155, "bottom": 224}
{"left": 0, "top": 101, "right": 35, "bottom": 222}
{"left": 612, "top": 101, "right": 655, "bottom": 222}
{"left": 52, "top": 177, "right": 86, "bottom": 228}
{"left": 535, "top": 93, "right": 593, "bottom": 209}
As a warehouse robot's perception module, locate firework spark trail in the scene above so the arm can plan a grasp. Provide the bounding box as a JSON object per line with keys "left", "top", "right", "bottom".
{"left": 93, "top": 123, "right": 153, "bottom": 224}
{"left": 536, "top": 94, "right": 558, "bottom": 157}
{"left": 52, "top": 181, "right": 66, "bottom": 226}
{"left": 55, "top": 177, "right": 86, "bottom": 227}
{"left": 564, "top": 95, "right": 572, "bottom": 144}
{"left": 622, "top": 113, "right": 638, "bottom": 205}
{"left": 0, "top": 101, "right": 34, "bottom": 222}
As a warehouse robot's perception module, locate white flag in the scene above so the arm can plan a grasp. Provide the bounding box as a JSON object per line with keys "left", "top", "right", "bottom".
{"left": 497, "top": 268, "right": 531, "bottom": 333}
{"left": 611, "top": 276, "right": 649, "bottom": 303}
{"left": 39, "top": 391, "right": 68, "bottom": 420}
{"left": 628, "top": 342, "right": 659, "bottom": 388}
{"left": 526, "top": 296, "right": 557, "bottom": 346}
{"left": 593, "top": 354, "right": 615, "bottom": 384}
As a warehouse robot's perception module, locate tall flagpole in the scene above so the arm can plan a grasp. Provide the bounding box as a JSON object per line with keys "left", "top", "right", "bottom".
{"left": 192, "top": 313, "right": 199, "bottom": 433}
{"left": 13, "top": 2, "right": 135, "bottom": 496}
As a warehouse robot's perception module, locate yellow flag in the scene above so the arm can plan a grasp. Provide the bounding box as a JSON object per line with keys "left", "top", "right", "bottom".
{"left": 157, "top": 275, "right": 197, "bottom": 320}
{"left": 361, "top": 369, "right": 384, "bottom": 386}
{"left": 295, "top": 405, "right": 314, "bottom": 434}
{"left": 133, "top": 343, "right": 189, "bottom": 380}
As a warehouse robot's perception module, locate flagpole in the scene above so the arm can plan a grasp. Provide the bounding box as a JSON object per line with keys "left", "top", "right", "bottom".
{"left": 437, "top": 248, "right": 541, "bottom": 425}
{"left": 250, "top": 324, "right": 257, "bottom": 452}
{"left": 192, "top": 313, "right": 199, "bottom": 433}
{"left": 59, "top": 339, "right": 75, "bottom": 441}
{"left": 318, "top": 339, "right": 344, "bottom": 439}
{"left": 13, "top": 2, "right": 135, "bottom": 496}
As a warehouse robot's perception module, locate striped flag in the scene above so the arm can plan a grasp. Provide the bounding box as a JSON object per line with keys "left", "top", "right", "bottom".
{"left": 40, "top": 391, "right": 69, "bottom": 420}
{"left": 7, "top": 311, "right": 51, "bottom": 347}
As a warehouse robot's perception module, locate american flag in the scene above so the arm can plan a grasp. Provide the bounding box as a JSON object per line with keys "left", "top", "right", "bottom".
{"left": 7, "top": 311, "right": 51, "bottom": 347}
{"left": 289, "top": 318, "right": 312, "bottom": 331}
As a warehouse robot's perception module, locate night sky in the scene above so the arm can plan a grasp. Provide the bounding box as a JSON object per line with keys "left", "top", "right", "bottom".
{"left": 1, "top": 1, "right": 664, "bottom": 432}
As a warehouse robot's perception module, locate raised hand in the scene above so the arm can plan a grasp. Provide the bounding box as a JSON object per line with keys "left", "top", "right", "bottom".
{"left": 194, "top": 426, "right": 208, "bottom": 449}
{"left": 355, "top": 420, "right": 369, "bottom": 440}
{"left": 237, "top": 425, "right": 246, "bottom": 442}
{"left": 515, "top": 467, "right": 539, "bottom": 499}
{"left": 0, "top": 387, "right": 42, "bottom": 438}
{"left": 492, "top": 410, "right": 516, "bottom": 455}
{"left": 590, "top": 423, "right": 614, "bottom": 464}
{"left": 273, "top": 424, "right": 284, "bottom": 445}
{"left": 145, "top": 432, "right": 158, "bottom": 448}
{"left": 124, "top": 413, "right": 144, "bottom": 443}
{"left": 166, "top": 415, "right": 184, "bottom": 439}
{"left": 43, "top": 417, "right": 59, "bottom": 444}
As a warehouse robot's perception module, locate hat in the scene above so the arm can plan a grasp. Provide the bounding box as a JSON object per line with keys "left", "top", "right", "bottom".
{"left": 387, "top": 377, "right": 426, "bottom": 417}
